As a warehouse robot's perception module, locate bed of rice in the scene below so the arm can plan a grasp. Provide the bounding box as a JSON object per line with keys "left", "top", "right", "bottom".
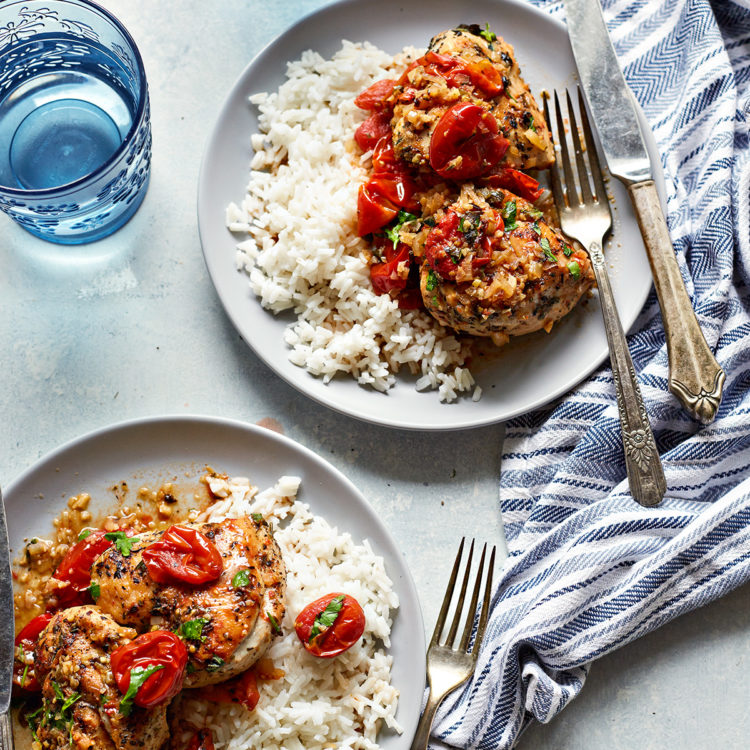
{"left": 179, "top": 474, "right": 401, "bottom": 749}
{"left": 225, "top": 41, "right": 482, "bottom": 403}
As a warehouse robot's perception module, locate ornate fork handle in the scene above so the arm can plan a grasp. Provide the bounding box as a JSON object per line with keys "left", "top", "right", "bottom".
{"left": 588, "top": 240, "right": 667, "bottom": 507}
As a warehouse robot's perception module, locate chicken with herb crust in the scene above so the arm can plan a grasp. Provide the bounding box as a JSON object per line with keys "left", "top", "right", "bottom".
{"left": 30, "top": 605, "right": 169, "bottom": 750}
{"left": 90, "top": 516, "right": 286, "bottom": 688}
{"left": 413, "top": 184, "right": 594, "bottom": 345}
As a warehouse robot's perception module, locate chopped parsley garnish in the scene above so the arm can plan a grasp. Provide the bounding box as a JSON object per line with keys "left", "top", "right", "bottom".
{"left": 568, "top": 260, "right": 582, "bottom": 279}
{"left": 531, "top": 221, "right": 542, "bottom": 236}
{"left": 426, "top": 270, "right": 438, "bottom": 292}
{"left": 105, "top": 531, "right": 138, "bottom": 557}
{"left": 480, "top": 23, "right": 497, "bottom": 44}
{"left": 21, "top": 664, "right": 29, "bottom": 687}
{"left": 31, "top": 682, "right": 82, "bottom": 744}
{"left": 267, "top": 611, "right": 282, "bottom": 635}
{"left": 206, "top": 655, "right": 225, "bottom": 672}
{"left": 384, "top": 209, "right": 418, "bottom": 248}
{"left": 119, "top": 665, "right": 164, "bottom": 716}
{"left": 78, "top": 528, "right": 93, "bottom": 541}
{"left": 563, "top": 243, "right": 573, "bottom": 257}
{"left": 423, "top": 216, "right": 436, "bottom": 227}
{"left": 251, "top": 512, "right": 264, "bottom": 523}
{"left": 540, "top": 237, "right": 557, "bottom": 263}
{"left": 89, "top": 581, "right": 100, "bottom": 602}
{"left": 502, "top": 200, "right": 517, "bottom": 231}
{"left": 232, "top": 569, "right": 252, "bottom": 588}
{"left": 309, "top": 594, "right": 345, "bottom": 642}
{"left": 527, "top": 207, "right": 544, "bottom": 220}
{"left": 179, "top": 618, "right": 209, "bottom": 642}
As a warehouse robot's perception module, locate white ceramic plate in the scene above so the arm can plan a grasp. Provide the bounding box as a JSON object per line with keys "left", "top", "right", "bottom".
{"left": 198, "top": 0, "right": 663, "bottom": 430}
{"left": 4, "top": 415, "right": 425, "bottom": 748}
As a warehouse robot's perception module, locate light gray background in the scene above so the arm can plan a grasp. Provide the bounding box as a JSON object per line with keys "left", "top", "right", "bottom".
{"left": 1, "top": 1, "right": 748, "bottom": 748}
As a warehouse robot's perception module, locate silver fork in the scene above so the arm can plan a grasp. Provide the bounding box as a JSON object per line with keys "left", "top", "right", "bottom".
{"left": 410, "top": 538, "right": 496, "bottom": 750}
{"left": 544, "top": 88, "right": 666, "bottom": 507}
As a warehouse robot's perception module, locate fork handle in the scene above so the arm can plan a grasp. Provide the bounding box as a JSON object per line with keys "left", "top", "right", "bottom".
{"left": 409, "top": 689, "right": 445, "bottom": 750}
{"left": 0, "top": 711, "right": 12, "bottom": 750}
{"left": 589, "top": 240, "right": 667, "bottom": 507}
{"left": 628, "top": 180, "right": 725, "bottom": 423}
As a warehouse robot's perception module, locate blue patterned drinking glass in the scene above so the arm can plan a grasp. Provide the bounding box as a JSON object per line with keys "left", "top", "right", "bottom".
{"left": 0, "top": 0, "right": 151, "bottom": 244}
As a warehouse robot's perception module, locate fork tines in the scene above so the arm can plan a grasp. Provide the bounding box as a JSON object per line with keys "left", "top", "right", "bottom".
{"left": 543, "top": 87, "right": 611, "bottom": 224}
{"left": 432, "top": 537, "right": 496, "bottom": 654}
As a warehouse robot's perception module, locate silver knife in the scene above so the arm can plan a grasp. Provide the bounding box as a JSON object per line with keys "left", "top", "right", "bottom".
{"left": 0, "top": 487, "right": 14, "bottom": 749}
{"left": 563, "top": 0, "right": 725, "bottom": 424}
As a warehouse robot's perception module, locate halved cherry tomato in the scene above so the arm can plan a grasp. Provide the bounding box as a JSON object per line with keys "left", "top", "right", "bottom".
{"left": 51, "top": 529, "right": 115, "bottom": 606}
{"left": 13, "top": 612, "right": 53, "bottom": 692}
{"left": 357, "top": 182, "right": 399, "bottom": 236}
{"left": 354, "top": 110, "right": 392, "bottom": 151}
{"left": 418, "top": 51, "right": 503, "bottom": 98}
{"left": 110, "top": 630, "right": 188, "bottom": 709}
{"left": 430, "top": 103, "right": 509, "bottom": 180}
{"left": 142, "top": 525, "right": 223, "bottom": 586}
{"left": 187, "top": 729, "right": 215, "bottom": 750}
{"left": 199, "top": 667, "right": 261, "bottom": 711}
{"left": 294, "top": 592, "right": 366, "bottom": 658}
{"left": 354, "top": 78, "right": 396, "bottom": 110}
{"left": 483, "top": 167, "right": 543, "bottom": 202}
{"left": 370, "top": 242, "right": 411, "bottom": 295}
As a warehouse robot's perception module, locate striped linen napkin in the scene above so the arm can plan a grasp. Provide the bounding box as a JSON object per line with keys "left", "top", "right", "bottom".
{"left": 432, "top": 0, "right": 750, "bottom": 747}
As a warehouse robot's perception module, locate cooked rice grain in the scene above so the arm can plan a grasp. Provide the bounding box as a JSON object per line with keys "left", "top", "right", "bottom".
{"left": 227, "top": 41, "right": 479, "bottom": 401}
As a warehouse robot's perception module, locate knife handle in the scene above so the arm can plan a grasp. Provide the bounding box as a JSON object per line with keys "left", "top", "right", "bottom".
{"left": 628, "top": 180, "right": 725, "bottom": 423}
{"left": 0, "top": 711, "right": 12, "bottom": 749}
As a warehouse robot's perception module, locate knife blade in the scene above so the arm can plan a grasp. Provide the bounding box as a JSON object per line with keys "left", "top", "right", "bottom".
{"left": 0, "top": 487, "right": 14, "bottom": 747}
{"left": 564, "top": 0, "right": 725, "bottom": 424}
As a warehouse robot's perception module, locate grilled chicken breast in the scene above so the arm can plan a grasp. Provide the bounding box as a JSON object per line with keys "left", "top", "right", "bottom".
{"left": 91, "top": 516, "right": 286, "bottom": 688}
{"left": 414, "top": 184, "right": 593, "bottom": 344}
{"left": 32, "top": 606, "right": 169, "bottom": 750}
{"left": 391, "top": 25, "right": 554, "bottom": 173}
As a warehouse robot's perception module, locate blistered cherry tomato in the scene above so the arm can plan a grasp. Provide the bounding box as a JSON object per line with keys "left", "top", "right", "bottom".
{"left": 142, "top": 525, "right": 223, "bottom": 586}
{"left": 294, "top": 593, "right": 366, "bottom": 658}
{"left": 357, "top": 182, "right": 399, "bottom": 237}
{"left": 354, "top": 111, "right": 392, "bottom": 151}
{"left": 51, "top": 529, "right": 114, "bottom": 606}
{"left": 430, "top": 103, "right": 509, "bottom": 180}
{"left": 110, "top": 630, "right": 188, "bottom": 709}
{"left": 200, "top": 667, "right": 261, "bottom": 711}
{"left": 418, "top": 51, "right": 503, "bottom": 98}
{"left": 187, "top": 729, "right": 215, "bottom": 750}
{"left": 370, "top": 242, "right": 411, "bottom": 295}
{"left": 483, "top": 167, "right": 543, "bottom": 202}
{"left": 13, "top": 612, "right": 53, "bottom": 692}
{"left": 424, "top": 210, "right": 462, "bottom": 279}
{"left": 354, "top": 78, "right": 396, "bottom": 110}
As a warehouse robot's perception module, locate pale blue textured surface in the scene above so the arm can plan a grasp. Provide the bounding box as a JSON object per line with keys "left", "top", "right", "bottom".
{"left": 0, "top": 2, "right": 749, "bottom": 749}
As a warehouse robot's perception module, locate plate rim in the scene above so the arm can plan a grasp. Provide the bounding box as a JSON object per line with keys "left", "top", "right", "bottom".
{"left": 4, "top": 413, "right": 426, "bottom": 747}
{"left": 197, "top": 0, "right": 662, "bottom": 431}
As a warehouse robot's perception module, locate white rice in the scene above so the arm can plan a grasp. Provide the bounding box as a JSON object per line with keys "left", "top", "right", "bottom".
{"left": 181, "top": 474, "right": 401, "bottom": 749}
{"left": 226, "top": 41, "right": 480, "bottom": 402}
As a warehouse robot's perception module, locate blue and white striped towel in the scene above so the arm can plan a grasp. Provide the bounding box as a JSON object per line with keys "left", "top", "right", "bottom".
{"left": 432, "top": 0, "right": 750, "bottom": 747}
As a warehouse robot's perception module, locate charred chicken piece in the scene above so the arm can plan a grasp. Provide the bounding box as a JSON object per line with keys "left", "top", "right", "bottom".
{"left": 91, "top": 516, "right": 286, "bottom": 688}
{"left": 390, "top": 25, "right": 554, "bottom": 176}
{"left": 416, "top": 185, "right": 593, "bottom": 345}
{"left": 31, "top": 606, "right": 169, "bottom": 750}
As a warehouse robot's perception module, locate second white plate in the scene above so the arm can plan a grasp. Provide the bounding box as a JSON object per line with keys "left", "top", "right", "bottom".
{"left": 198, "top": 0, "right": 660, "bottom": 430}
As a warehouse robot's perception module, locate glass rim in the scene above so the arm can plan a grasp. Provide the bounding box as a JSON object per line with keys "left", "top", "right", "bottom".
{"left": 0, "top": 0, "right": 149, "bottom": 198}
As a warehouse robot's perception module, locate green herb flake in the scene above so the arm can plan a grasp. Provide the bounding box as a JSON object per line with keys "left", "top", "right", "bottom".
{"left": 502, "top": 200, "right": 517, "bottom": 231}
{"left": 568, "top": 261, "right": 582, "bottom": 279}
{"left": 77, "top": 529, "right": 93, "bottom": 541}
{"left": 563, "top": 244, "right": 573, "bottom": 257}
{"left": 480, "top": 22, "right": 497, "bottom": 44}
{"left": 527, "top": 207, "right": 543, "bottom": 220}
{"left": 232, "top": 569, "right": 252, "bottom": 588}
{"left": 531, "top": 221, "right": 542, "bottom": 236}
{"left": 251, "top": 512, "right": 263, "bottom": 523}
{"left": 423, "top": 216, "right": 436, "bottom": 227}
{"left": 206, "top": 656, "right": 225, "bottom": 672}
{"left": 119, "top": 664, "right": 164, "bottom": 716}
{"left": 426, "top": 270, "right": 438, "bottom": 292}
{"left": 267, "top": 611, "right": 282, "bottom": 635}
{"left": 89, "top": 582, "right": 100, "bottom": 602}
{"left": 105, "top": 531, "right": 138, "bottom": 557}
{"left": 309, "top": 594, "right": 345, "bottom": 642}
{"left": 540, "top": 237, "right": 557, "bottom": 263}
{"left": 179, "top": 618, "right": 209, "bottom": 642}
{"left": 384, "top": 209, "right": 418, "bottom": 249}
{"left": 20, "top": 664, "right": 29, "bottom": 688}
